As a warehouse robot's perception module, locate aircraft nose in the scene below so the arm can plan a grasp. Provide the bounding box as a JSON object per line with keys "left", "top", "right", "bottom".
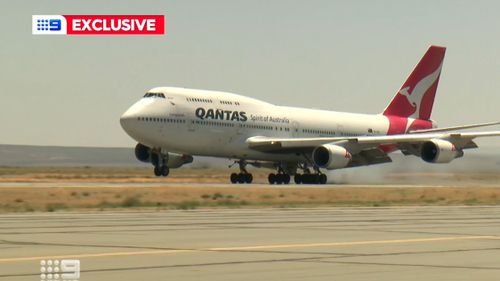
{"left": 120, "top": 98, "right": 159, "bottom": 142}
{"left": 120, "top": 112, "right": 129, "bottom": 126}
{"left": 120, "top": 107, "right": 139, "bottom": 135}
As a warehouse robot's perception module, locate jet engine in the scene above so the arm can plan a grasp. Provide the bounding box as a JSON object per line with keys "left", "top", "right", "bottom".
{"left": 134, "top": 143, "right": 193, "bottom": 168}
{"left": 135, "top": 143, "right": 151, "bottom": 163}
{"left": 312, "top": 144, "right": 352, "bottom": 170}
{"left": 421, "top": 139, "right": 463, "bottom": 163}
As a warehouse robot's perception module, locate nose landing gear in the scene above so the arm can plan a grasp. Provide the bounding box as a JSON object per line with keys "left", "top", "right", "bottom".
{"left": 154, "top": 165, "right": 169, "bottom": 177}
{"left": 152, "top": 153, "right": 169, "bottom": 177}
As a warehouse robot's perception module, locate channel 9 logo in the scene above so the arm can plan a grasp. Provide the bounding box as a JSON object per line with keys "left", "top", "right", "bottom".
{"left": 36, "top": 19, "right": 61, "bottom": 31}
{"left": 32, "top": 15, "right": 67, "bottom": 35}
{"left": 40, "top": 259, "right": 80, "bottom": 281}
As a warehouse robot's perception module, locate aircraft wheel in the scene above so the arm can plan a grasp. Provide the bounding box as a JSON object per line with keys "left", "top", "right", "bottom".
{"left": 230, "top": 173, "right": 238, "bottom": 184}
{"left": 283, "top": 174, "right": 291, "bottom": 184}
{"left": 275, "top": 174, "right": 283, "bottom": 185}
{"left": 313, "top": 174, "right": 320, "bottom": 184}
{"left": 294, "top": 174, "right": 302, "bottom": 184}
{"left": 268, "top": 173, "right": 276, "bottom": 184}
{"left": 153, "top": 166, "right": 161, "bottom": 177}
{"left": 301, "top": 174, "right": 310, "bottom": 184}
{"left": 238, "top": 173, "right": 246, "bottom": 184}
{"left": 244, "top": 173, "right": 253, "bottom": 184}
{"left": 161, "top": 166, "right": 170, "bottom": 177}
{"left": 319, "top": 174, "right": 327, "bottom": 184}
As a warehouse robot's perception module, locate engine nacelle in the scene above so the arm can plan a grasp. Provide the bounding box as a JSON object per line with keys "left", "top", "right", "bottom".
{"left": 134, "top": 143, "right": 193, "bottom": 168}
{"left": 421, "top": 139, "right": 463, "bottom": 163}
{"left": 312, "top": 144, "right": 352, "bottom": 170}
{"left": 166, "top": 153, "right": 193, "bottom": 168}
{"left": 135, "top": 143, "right": 151, "bottom": 163}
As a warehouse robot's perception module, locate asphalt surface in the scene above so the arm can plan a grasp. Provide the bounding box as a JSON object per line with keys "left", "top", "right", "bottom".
{"left": 1, "top": 206, "right": 500, "bottom": 280}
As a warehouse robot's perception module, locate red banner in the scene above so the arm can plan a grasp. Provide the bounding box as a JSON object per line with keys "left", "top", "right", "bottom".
{"left": 64, "top": 15, "right": 165, "bottom": 35}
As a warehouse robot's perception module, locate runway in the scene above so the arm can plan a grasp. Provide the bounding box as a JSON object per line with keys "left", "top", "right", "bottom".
{"left": 0, "top": 182, "right": 493, "bottom": 188}
{"left": 1, "top": 206, "right": 500, "bottom": 280}
{"left": 0, "top": 182, "right": 458, "bottom": 188}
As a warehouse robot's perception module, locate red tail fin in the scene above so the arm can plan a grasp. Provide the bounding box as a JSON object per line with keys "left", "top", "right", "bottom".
{"left": 383, "top": 45, "right": 446, "bottom": 120}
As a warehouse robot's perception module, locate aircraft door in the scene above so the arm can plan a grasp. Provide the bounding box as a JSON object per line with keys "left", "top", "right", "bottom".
{"left": 188, "top": 119, "right": 196, "bottom": 132}
{"left": 291, "top": 121, "right": 300, "bottom": 137}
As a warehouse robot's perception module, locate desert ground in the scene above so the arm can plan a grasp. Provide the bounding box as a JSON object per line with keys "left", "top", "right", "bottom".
{"left": 0, "top": 167, "right": 499, "bottom": 212}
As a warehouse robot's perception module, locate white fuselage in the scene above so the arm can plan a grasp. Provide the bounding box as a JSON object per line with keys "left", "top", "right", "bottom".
{"left": 120, "top": 87, "right": 397, "bottom": 162}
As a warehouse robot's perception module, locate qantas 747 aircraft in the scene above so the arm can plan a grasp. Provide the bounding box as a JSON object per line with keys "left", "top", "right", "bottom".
{"left": 120, "top": 46, "right": 500, "bottom": 184}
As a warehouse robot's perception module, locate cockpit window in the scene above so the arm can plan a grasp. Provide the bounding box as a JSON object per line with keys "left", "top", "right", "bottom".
{"left": 143, "top": 92, "right": 166, "bottom": 98}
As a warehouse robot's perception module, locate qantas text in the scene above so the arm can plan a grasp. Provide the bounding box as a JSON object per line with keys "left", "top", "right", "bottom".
{"left": 195, "top": 108, "right": 248, "bottom": 122}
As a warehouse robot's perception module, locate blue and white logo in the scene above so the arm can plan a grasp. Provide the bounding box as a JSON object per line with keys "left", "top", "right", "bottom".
{"left": 32, "top": 15, "right": 67, "bottom": 35}
{"left": 36, "top": 19, "right": 61, "bottom": 31}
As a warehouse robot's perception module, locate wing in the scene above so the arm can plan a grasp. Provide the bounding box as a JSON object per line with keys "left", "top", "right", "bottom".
{"left": 247, "top": 131, "right": 500, "bottom": 151}
{"left": 247, "top": 131, "right": 500, "bottom": 167}
{"left": 409, "top": 121, "right": 500, "bottom": 134}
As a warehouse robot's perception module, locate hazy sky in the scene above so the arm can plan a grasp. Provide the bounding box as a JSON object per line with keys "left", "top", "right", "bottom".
{"left": 1, "top": 0, "right": 499, "bottom": 148}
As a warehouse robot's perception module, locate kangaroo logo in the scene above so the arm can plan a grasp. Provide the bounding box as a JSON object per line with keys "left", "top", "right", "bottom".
{"left": 398, "top": 62, "right": 443, "bottom": 119}
{"left": 344, "top": 150, "right": 352, "bottom": 160}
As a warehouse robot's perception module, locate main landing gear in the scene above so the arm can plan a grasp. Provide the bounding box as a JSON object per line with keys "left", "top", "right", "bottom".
{"left": 266, "top": 163, "right": 329, "bottom": 185}
{"left": 268, "top": 173, "right": 291, "bottom": 184}
{"left": 267, "top": 165, "right": 292, "bottom": 184}
{"left": 268, "top": 172, "right": 326, "bottom": 184}
{"left": 268, "top": 164, "right": 327, "bottom": 185}
{"left": 294, "top": 173, "right": 327, "bottom": 184}
{"left": 291, "top": 165, "right": 328, "bottom": 185}
{"left": 229, "top": 160, "right": 253, "bottom": 184}
{"left": 230, "top": 172, "right": 253, "bottom": 184}
{"left": 229, "top": 161, "right": 328, "bottom": 185}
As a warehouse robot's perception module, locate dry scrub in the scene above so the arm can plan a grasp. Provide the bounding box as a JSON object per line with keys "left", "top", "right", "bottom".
{"left": 1, "top": 167, "right": 499, "bottom": 212}
{"left": 1, "top": 185, "right": 500, "bottom": 213}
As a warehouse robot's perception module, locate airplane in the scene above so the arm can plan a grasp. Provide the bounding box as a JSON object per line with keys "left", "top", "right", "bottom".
{"left": 120, "top": 45, "right": 500, "bottom": 184}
